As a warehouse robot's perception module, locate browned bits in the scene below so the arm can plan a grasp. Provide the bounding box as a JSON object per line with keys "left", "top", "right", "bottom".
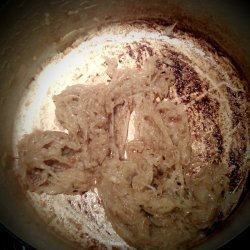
{"left": 227, "top": 88, "right": 247, "bottom": 127}
{"left": 126, "top": 45, "right": 135, "bottom": 59}
{"left": 228, "top": 149, "right": 243, "bottom": 191}
{"left": 212, "top": 124, "right": 224, "bottom": 155}
{"left": 133, "top": 43, "right": 155, "bottom": 68}
{"left": 193, "top": 96, "right": 219, "bottom": 120}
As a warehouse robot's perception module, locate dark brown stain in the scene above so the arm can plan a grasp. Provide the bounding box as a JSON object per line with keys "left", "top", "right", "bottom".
{"left": 126, "top": 44, "right": 135, "bottom": 59}
{"left": 212, "top": 124, "right": 223, "bottom": 156}
{"left": 165, "top": 49, "right": 204, "bottom": 103}
{"left": 193, "top": 96, "right": 219, "bottom": 120}
{"left": 226, "top": 88, "right": 247, "bottom": 127}
{"left": 228, "top": 149, "right": 242, "bottom": 191}
{"left": 133, "top": 42, "right": 155, "bottom": 68}
{"left": 119, "top": 17, "right": 248, "bottom": 86}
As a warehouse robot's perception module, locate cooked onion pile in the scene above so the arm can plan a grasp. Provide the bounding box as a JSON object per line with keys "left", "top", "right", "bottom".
{"left": 17, "top": 58, "right": 248, "bottom": 249}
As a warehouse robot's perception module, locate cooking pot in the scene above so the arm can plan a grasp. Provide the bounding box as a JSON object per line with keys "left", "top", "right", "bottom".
{"left": 0, "top": 0, "right": 249, "bottom": 249}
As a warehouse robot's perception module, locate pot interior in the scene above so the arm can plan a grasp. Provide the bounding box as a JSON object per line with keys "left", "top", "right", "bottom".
{"left": 0, "top": 1, "right": 249, "bottom": 249}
